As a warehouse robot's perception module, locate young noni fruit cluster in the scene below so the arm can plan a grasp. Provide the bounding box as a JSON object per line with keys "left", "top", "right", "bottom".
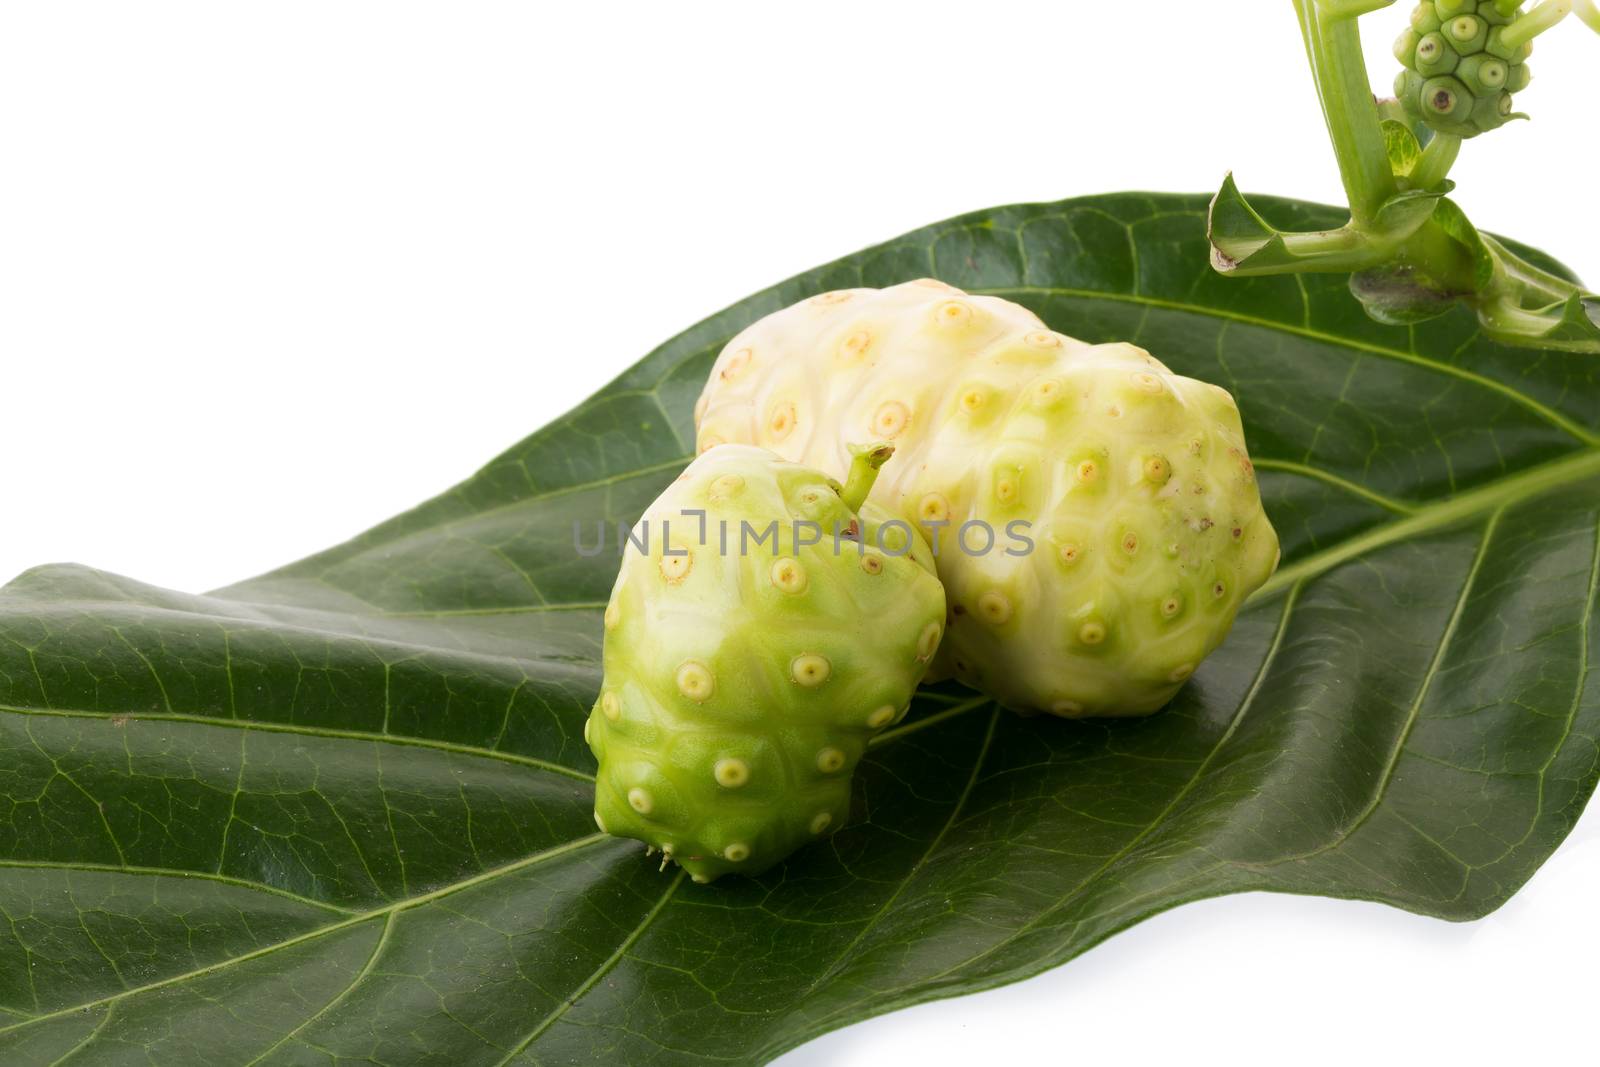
{"left": 1394, "top": 1, "right": 1533, "bottom": 138}
{"left": 694, "top": 280, "right": 1279, "bottom": 718}
{"left": 588, "top": 443, "right": 945, "bottom": 882}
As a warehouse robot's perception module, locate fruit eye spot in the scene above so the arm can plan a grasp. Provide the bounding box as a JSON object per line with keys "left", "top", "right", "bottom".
{"left": 791, "top": 654, "right": 831, "bottom": 687}
{"left": 768, "top": 402, "right": 798, "bottom": 440}
{"left": 1122, "top": 534, "right": 1139, "bottom": 555}
{"left": 934, "top": 300, "right": 974, "bottom": 328}
{"left": 916, "top": 621, "right": 943, "bottom": 661}
{"left": 1169, "top": 663, "right": 1196, "bottom": 683}
{"left": 918, "top": 493, "right": 950, "bottom": 523}
{"left": 809, "top": 812, "right": 833, "bottom": 834}
{"left": 770, "top": 558, "right": 808, "bottom": 594}
{"left": 1052, "top": 699, "right": 1085, "bottom": 716}
{"left": 627, "top": 788, "right": 654, "bottom": 815}
{"left": 714, "top": 759, "right": 750, "bottom": 788}
{"left": 697, "top": 435, "right": 725, "bottom": 455}
{"left": 1429, "top": 89, "right": 1456, "bottom": 113}
{"left": 873, "top": 401, "right": 911, "bottom": 438}
{"left": 1213, "top": 581, "right": 1228, "bottom": 599}
{"left": 1130, "top": 372, "right": 1163, "bottom": 394}
{"left": 720, "top": 347, "right": 752, "bottom": 380}
{"left": 839, "top": 330, "right": 872, "bottom": 359}
{"left": 977, "top": 591, "right": 1013, "bottom": 626}
{"left": 1025, "top": 331, "right": 1063, "bottom": 349}
{"left": 1232, "top": 526, "right": 1244, "bottom": 540}
{"left": 723, "top": 842, "right": 751, "bottom": 862}
{"left": 1449, "top": 15, "right": 1478, "bottom": 40}
{"left": 659, "top": 551, "right": 693, "bottom": 583}
{"left": 1078, "top": 621, "right": 1107, "bottom": 646}
{"left": 594, "top": 811, "right": 608, "bottom": 833}
{"left": 867, "top": 705, "right": 896, "bottom": 729}
{"left": 600, "top": 692, "right": 621, "bottom": 721}
{"left": 1032, "top": 378, "right": 1062, "bottom": 404}
{"left": 959, "top": 389, "right": 985, "bottom": 413}
{"left": 1059, "top": 543, "right": 1081, "bottom": 565}
{"left": 1143, "top": 456, "right": 1172, "bottom": 485}
{"left": 816, "top": 747, "right": 846, "bottom": 773}
{"left": 995, "top": 477, "right": 1018, "bottom": 504}
{"left": 1418, "top": 37, "right": 1441, "bottom": 60}
{"left": 708, "top": 474, "right": 745, "bottom": 501}
{"left": 675, "top": 661, "right": 715, "bottom": 701}
{"left": 860, "top": 554, "right": 884, "bottom": 575}
{"left": 1076, "top": 461, "right": 1099, "bottom": 484}
{"left": 813, "top": 290, "right": 853, "bottom": 306}
{"left": 1161, "top": 596, "right": 1182, "bottom": 618}
{"left": 604, "top": 601, "right": 621, "bottom": 630}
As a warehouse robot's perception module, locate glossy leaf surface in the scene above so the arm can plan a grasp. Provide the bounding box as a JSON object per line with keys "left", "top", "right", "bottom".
{"left": 2, "top": 193, "right": 1597, "bottom": 1065}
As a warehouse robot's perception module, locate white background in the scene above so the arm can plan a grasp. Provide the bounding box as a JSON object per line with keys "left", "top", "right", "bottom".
{"left": 2, "top": 2, "right": 1596, "bottom": 1064}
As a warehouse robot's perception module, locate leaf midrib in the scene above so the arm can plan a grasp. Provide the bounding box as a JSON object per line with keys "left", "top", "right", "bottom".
{"left": 1254, "top": 446, "right": 1600, "bottom": 600}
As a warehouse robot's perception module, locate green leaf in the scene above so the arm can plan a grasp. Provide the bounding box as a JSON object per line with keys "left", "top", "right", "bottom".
{"left": 3, "top": 192, "right": 1599, "bottom": 1065}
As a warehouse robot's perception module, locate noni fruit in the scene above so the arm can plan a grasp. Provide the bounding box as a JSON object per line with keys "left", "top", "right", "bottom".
{"left": 588, "top": 442, "right": 946, "bottom": 882}
{"left": 694, "top": 280, "right": 1279, "bottom": 718}
{"left": 1394, "top": 1, "right": 1533, "bottom": 138}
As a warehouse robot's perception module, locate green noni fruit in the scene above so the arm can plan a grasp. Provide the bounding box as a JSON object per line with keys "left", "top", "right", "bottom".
{"left": 588, "top": 442, "right": 946, "bottom": 882}
{"left": 1394, "top": 1, "right": 1533, "bottom": 138}
{"left": 694, "top": 280, "right": 1279, "bottom": 719}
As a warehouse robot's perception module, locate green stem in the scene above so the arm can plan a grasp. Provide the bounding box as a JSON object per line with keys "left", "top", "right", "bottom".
{"left": 1409, "top": 133, "right": 1461, "bottom": 190}
{"left": 1503, "top": 0, "right": 1574, "bottom": 49}
{"left": 838, "top": 442, "right": 895, "bottom": 512}
{"left": 1294, "top": 0, "right": 1399, "bottom": 225}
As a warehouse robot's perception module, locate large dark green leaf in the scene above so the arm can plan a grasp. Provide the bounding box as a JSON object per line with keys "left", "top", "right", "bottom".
{"left": 3, "top": 192, "right": 1597, "bottom": 1065}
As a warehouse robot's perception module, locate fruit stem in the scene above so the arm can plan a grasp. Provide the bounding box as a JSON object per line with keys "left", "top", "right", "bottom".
{"left": 1408, "top": 132, "right": 1460, "bottom": 190}
{"left": 1503, "top": 0, "right": 1573, "bottom": 49}
{"left": 839, "top": 442, "right": 895, "bottom": 512}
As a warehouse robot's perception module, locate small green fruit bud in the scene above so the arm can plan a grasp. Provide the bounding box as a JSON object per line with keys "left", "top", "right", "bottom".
{"left": 1415, "top": 32, "right": 1459, "bottom": 74}
{"left": 1447, "top": 14, "right": 1489, "bottom": 53}
{"left": 1422, "top": 75, "right": 1471, "bottom": 119}
{"left": 1457, "top": 53, "right": 1508, "bottom": 93}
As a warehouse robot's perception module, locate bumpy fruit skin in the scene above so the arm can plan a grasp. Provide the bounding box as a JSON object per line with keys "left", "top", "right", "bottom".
{"left": 1394, "top": 2, "right": 1530, "bottom": 138}
{"left": 694, "top": 281, "right": 1279, "bottom": 718}
{"left": 588, "top": 443, "right": 945, "bottom": 882}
